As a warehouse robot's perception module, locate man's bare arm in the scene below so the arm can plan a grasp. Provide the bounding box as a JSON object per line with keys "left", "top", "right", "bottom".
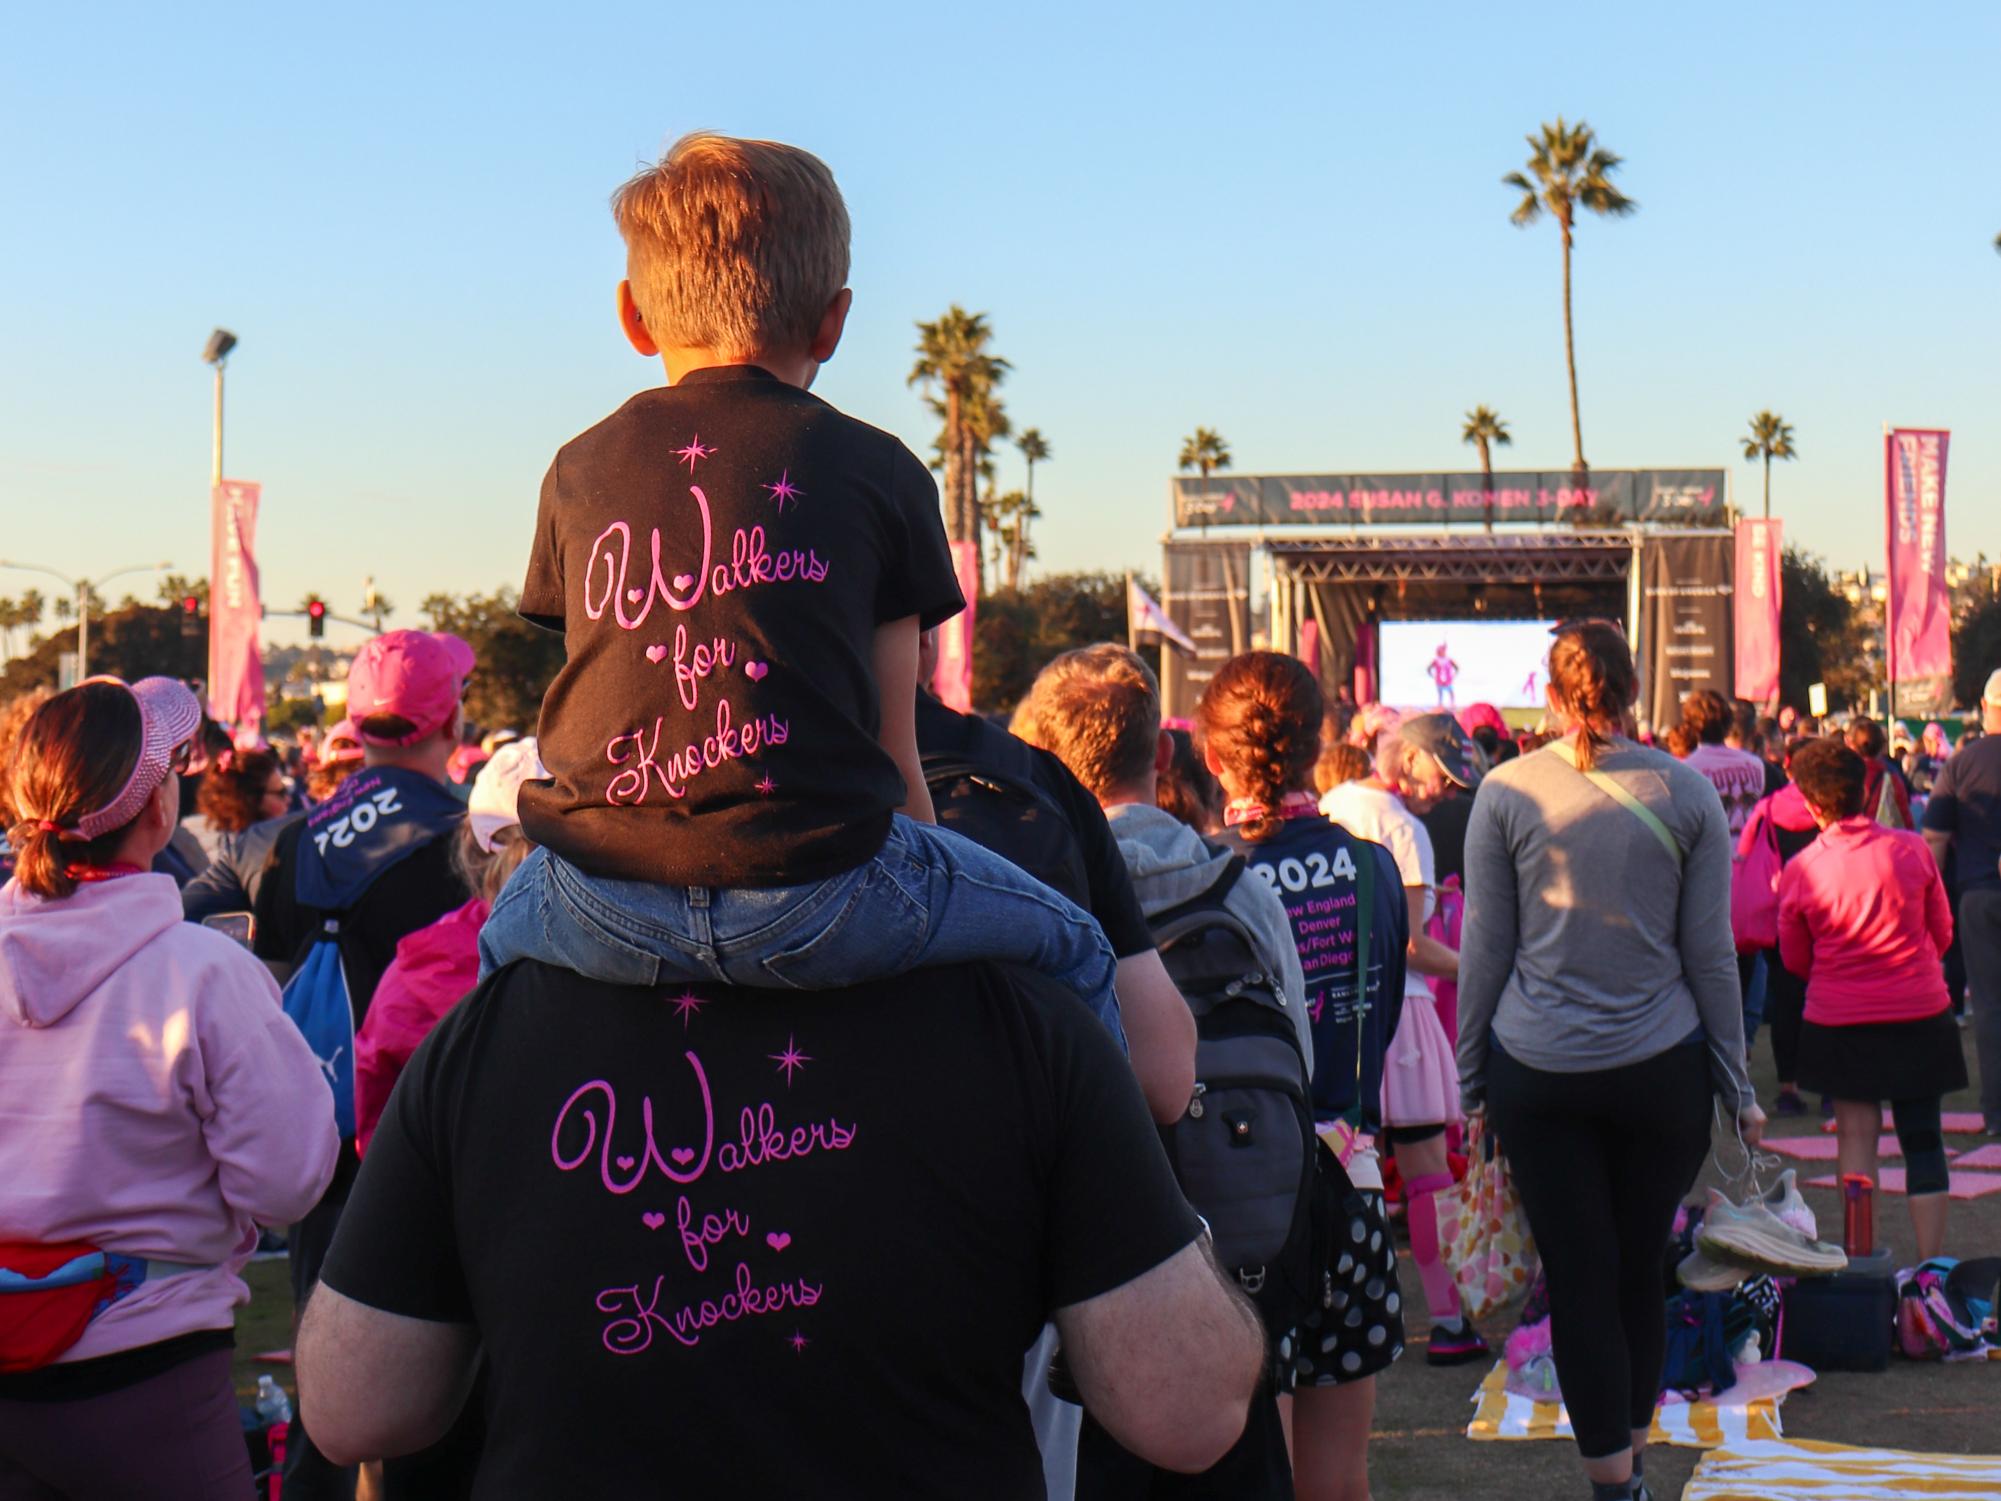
{"left": 1054, "top": 1234, "right": 1265, "bottom": 1472}
{"left": 1923, "top": 828, "right": 1952, "bottom": 871}
{"left": 1115, "top": 949, "right": 1199, "bottom": 1124}
{"left": 296, "top": 1283, "right": 480, "bottom": 1465}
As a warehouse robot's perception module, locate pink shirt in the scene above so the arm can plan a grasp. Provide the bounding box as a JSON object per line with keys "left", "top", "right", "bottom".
{"left": 1777, "top": 816, "right": 1953, "bottom": 1026}
{"left": 0, "top": 874, "right": 338, "bottom": 1362}
{"left": 1685, "top": 741, "right": 1768, "bottom": 838}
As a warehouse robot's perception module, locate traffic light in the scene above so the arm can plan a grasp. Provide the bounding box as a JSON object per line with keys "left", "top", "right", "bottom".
{"left": 307, "top": 599, "right": 327, "bottom": 638}
{"left": 181, "top": 595, "right": 199, "bottom": 615}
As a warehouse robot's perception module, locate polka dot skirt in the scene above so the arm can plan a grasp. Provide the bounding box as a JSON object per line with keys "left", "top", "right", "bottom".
{"left": 1287, "top": 1189, "right": 1406, "bottom": 1387}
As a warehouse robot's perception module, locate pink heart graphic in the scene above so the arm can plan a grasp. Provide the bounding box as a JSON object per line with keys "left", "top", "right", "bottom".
{"left": 642, "top": 1211, "right": 666, "bottom": 1230}
{"left": 626, "top": 588, "right": 643, "bottom": 604}
{"left": 765, "top": 1232, "right": 792, "bottom": 1252}
{"left": 615, "top": 1155, "right": 636, "bottom": 1171}
{"left": 670, "top": 1147, "right": 696, "bottom": 1167}
{"left": 745, "top": 661, "right": 769, "bottom": 682}
{"left": 644, "top": 643, "right": 667, "bottom": 664}
{"left": 673, "top": 574, "right": 695, "bottom": 591}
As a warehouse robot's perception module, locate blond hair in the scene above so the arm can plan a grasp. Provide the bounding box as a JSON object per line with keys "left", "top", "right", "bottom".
{"left": 1010, "top": 645, "right": 1161, "bottom": 800}
{"left": 612, "top": 132, "right": 850, "bottom": 360}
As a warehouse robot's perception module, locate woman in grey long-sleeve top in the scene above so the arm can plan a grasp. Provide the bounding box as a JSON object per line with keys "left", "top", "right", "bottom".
{"left": 1456, "top": 621, "right": 1762, "bottom": 1501}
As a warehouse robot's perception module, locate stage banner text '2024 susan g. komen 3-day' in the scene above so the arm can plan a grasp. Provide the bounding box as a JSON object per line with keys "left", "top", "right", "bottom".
{"left": 1884, "top": 429, "right": 1951, "bottom": 716}
{"left": 1172, "top": 470, "right": 1726, "bottom": 529}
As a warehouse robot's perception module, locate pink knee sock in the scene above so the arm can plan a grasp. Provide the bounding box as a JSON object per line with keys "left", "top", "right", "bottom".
{"left": 1405, "top": 1172, "right": 1463, "bottom": 1323}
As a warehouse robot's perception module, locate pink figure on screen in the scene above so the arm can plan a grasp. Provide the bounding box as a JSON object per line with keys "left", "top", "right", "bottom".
{"left": 1427, "top": 643, "right": 1460, "bottom": 708}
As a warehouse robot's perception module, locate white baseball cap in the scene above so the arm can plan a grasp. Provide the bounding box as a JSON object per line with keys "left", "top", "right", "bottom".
{"left": 467, "top": 737, "right": 546, "bottom": 853}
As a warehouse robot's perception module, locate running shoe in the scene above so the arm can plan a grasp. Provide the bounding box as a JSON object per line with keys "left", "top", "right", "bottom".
{"left": 1696, "top": 1188, "right": 1846, "bottom": 1276}
{"left": 1772, "top": 1090, "right": 1807, "bottom": 1118}
{"left": 1676, "top": 1245, "right": 1751, "bottom": 1292}
{"left": 1761, "top": 1168, "right": 1817, "bottom": 1240}
{"left": 1425, "top": 1318, "right": 1491, "bottom": 1367}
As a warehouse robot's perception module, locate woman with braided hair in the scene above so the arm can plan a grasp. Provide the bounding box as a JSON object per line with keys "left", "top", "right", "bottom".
{"left": 0, "top": 679, "right": 337, "bottom": 1497}
{"left": 1201, "top": 652, "right": 1410, "bottom": 1501}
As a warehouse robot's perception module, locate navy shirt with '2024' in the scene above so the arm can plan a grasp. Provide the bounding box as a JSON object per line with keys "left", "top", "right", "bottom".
{"left": 1216, "top": 817, "right": 1408, "bottom": 1125}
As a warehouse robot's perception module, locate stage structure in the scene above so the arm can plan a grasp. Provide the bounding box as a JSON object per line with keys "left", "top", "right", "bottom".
{"left": 1159, "top": 469, "right": 1736, "bottom": 732}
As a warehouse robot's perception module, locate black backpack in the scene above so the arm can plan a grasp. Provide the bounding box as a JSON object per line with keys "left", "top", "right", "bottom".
{"left": 921, "top": 754, "right": 1092, "bottom": 907}
{"left": 1148, "top": 855, "right": 1317, "bottom": 1335}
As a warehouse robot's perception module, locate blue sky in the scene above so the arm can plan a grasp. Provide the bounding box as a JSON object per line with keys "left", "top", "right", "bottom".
{"left": 4, "top": 2, "right": 1996, "bottom": 646}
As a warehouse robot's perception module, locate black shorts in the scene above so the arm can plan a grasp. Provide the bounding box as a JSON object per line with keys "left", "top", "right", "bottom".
{"left": 1287, "top": 1187, "right": 1406, "bottom": 1387}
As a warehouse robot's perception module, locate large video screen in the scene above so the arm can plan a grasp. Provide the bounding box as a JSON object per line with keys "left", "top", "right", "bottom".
{"left": 1378, "top": 619, "right": 1557, "bottom": 710}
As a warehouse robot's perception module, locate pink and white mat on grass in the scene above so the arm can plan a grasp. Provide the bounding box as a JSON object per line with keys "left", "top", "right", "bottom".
{"left": 1820, "top": 1111, "right": 1987, "bottom": 1134}
{"left": 1803, "top": 1168, "right": 2001, "bottom": 1200}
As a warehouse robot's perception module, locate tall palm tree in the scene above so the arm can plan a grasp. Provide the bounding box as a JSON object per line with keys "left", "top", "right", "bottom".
{"left": 1177, "top": 428, "right": 1232, "bottom": 479}
{"left": 1503, "top": 118, "right": 1636, "bottom": 476}
{"left": 909, "top": 307, "right": 1010, "bottom": 583}
{"left": 1012, "top": 428, "right": 1050, "bottom": 587}
{"left": 1741, "top": 411, "right": 1798, "bottom": 520}
{"left": 1461, "top": 405, "right": 1512, "bottom": 531}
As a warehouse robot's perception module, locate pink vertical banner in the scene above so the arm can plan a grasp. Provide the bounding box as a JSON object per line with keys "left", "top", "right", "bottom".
{"left": 208, "top": 480, "right": 266, "bottom": 734}
{"left": 931, "top": 540, "right": 978, "bottom": 712}
{"left": 1884, "top": 429, "right": 1952, "bottom": 713}
{"left": 1353, "top": 619, "right": 1377, "bottom": 705}
{"left": 1297, "top": 618, "right": 1321, "bottom": 678}
{"left": 1733, "top": 518, "right": 1783, "bottom": 703}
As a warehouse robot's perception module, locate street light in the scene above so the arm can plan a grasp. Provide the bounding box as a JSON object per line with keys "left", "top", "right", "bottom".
{"left": 0, "top": 560, "right": 173, "bottom": 681}
{"left": 202, "top": 328, "right": 237, "bottom": 487}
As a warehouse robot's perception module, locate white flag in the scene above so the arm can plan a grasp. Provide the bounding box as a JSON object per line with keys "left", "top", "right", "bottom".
{"left": 1128, "top": 577, "right": 1197, "bottom": 655}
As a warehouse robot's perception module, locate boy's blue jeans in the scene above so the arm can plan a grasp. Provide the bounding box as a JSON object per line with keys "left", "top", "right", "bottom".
{"left": 479, "top": 814, "right": 1125, "bottom": 1048}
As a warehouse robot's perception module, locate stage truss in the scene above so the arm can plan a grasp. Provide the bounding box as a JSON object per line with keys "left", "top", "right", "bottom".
{"left": 1265, "top": 532, "right": 1635, "bottom": 586}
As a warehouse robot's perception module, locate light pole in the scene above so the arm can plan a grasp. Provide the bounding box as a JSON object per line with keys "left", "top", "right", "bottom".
{"left": 202, "top": 329, "right": 237, "bottom": 487}
{"left": 0, "top": 561, "right": 172, "bottom": 681}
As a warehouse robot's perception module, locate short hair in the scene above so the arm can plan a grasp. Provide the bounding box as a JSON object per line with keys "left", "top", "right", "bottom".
{"left": 1681, "top": 689, "right": 1734, "bottom": 746}
{"left": 1845, "top": 716, "right": 1887, "bottom": 758}
{"left": 1009, "top": 645, "right": 1160, "bottom": 799}
{"left": 1791, "top": 737, "right": 1867, "bottom": 819}
{"left": 1314, "top": 741, "right": 1370, "bottom": 795}
{"left": 612, "top": 132, "right": 851, "bottom": 360}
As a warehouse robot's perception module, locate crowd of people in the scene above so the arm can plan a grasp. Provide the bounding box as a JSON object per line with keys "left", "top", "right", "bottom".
{"left": 0, "top": 131, "right": 1993, "bottom": 1501}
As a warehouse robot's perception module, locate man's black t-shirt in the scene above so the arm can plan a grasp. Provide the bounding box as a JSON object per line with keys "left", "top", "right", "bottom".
{"left": 915, "top": 692, "right": 1154, "bottom": 959}
{"left": 1216, "top": 817, "right": 1408, "bottom": 1124}
{"left": 321, "top": 960, "right": 1201, "bottom": 1497}
{"left": 517, "top": 367, "right": 964, "bottom": 887}
{"left": 1924, "top": 737, "right": 2001, "bottom": 894}
{"left": 1418, "top": 790, "right": 1472, "bottom": 887}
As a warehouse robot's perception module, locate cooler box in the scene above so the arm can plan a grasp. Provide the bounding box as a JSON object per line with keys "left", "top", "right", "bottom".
{"left": 1779, "top": 1249, "right": 1894, "bottom": 1372}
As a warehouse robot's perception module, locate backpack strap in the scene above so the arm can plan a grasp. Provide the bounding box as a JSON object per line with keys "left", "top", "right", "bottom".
{"left": 1147, "top": 854, "right": 1247, "bottom": 931}
{"left": 1547, "top": 738, "right": 1684, "bottom": 871}
{"left": 1346, "top": 831, "right": 1375, "bottom": 1127}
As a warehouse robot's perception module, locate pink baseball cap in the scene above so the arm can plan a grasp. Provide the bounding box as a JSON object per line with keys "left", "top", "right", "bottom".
{"left": 71, "top": 676, "right": 204, "bottom": 841}
{"left": 346, "top": 631, "right": 476, "bottom": 746}
{"left": 317, "top": 718, "right": 366, "bottom": 767}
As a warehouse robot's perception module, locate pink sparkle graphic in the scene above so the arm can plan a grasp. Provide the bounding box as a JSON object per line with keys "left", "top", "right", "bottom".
{"left": 787, "top": 1329, "right": 810, "bottom": 1354}
{"left": 769, "top": 1034, "right": 813, "bottom": 1085}
{"left": 674, "top": 435, "right": 716, "bottom": 471}
{"left": 754, "top": 773, "right": 777, "bottom": 796}
{"left": 763, "top": 470, "right": 804, "bottom": 511}
{"left": 669, "top": 991, "right": 707, "bottom": 1030}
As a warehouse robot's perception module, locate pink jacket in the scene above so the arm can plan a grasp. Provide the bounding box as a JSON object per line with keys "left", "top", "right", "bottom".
{"left": 0, "top": 873, "right": 338, "bottom": 1362}
{"left": 1777, "top": 816, "right": 1953, "bottom": 1026}
{"left": 355, "top": 897, "right": 487, "bottom": 1156}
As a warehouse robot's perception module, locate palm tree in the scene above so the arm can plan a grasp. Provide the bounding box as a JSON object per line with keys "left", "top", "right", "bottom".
{"left": 1461, "top": 406, "right": 1512, "bottom": 531}
{"left": 1177, "top": 428, "right": 1232, "bottom": 479}
{"left": 1011, "top": 428, "right": 1050, "bottom": 588}
{"left": 1742, "top": 411, "right": 1798, "bottom": 520}
{"left": 909, "top": 307, "right": 1010, "bottom": 586}
{"left": 1503, "top": 118, "right": 1636, "bottom": 476}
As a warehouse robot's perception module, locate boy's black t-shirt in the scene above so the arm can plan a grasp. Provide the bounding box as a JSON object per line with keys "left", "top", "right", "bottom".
{"left": 516, "top": 366, "right": 964, "bottom": 887}
{"left": 320, "top": 959, "right": 1201, "bottom": 1498}
{"left": 1216, "top": 817, "right": 1408, "bottom": 1124}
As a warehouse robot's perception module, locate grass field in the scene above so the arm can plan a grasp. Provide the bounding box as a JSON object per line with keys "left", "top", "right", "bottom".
{"left": 230, "top": 1022, "right": 1998, "bottom": 1498}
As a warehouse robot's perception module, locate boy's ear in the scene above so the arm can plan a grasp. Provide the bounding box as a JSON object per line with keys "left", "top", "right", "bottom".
{"left": 1155, "top": 728, "right": 1174, "bottom": 775}
{"left": 617, "top": 281, "right": 659, "bottom": 357}
{"left": 808, "top": 288, "right": 853, "bottom": 364}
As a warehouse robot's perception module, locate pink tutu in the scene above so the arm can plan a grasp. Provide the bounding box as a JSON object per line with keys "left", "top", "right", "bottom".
{"left": 1379, "top": 988, "right": 1458, "bottom": 1127}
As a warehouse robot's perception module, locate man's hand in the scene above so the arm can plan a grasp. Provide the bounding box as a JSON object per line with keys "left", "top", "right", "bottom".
{"left": 1738, "top": 1101, "right": 1767, "bottom": 1149}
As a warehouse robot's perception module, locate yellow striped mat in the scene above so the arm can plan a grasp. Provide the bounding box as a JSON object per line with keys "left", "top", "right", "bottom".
{"left": 1684, "top": 1439, "right": 2001, "bottom": 1499}
{"left": 1465, "top": 1363, "right": 1784, "bottom": 1447}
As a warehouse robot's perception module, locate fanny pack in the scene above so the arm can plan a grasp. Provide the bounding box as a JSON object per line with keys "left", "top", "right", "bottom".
{"left": 0, "top": 1241, "right": 216, "bottom": 1374}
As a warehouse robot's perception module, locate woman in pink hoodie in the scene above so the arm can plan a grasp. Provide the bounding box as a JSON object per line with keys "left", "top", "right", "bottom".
{"left": 1739, "top": 737, "right": 1825, "bottom": 1117}
{"left": 1778, "top": 737, "right": 1962, "bottom": 1261}
{"left": 0, "top": 679, "right": 339, "bottom": 1499}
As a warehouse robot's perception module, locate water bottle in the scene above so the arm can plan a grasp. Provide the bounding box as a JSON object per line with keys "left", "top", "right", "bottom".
{"left": 1841, "top": 1173, "right": 1874, "bottom": 1257}
{"left": 254, "top": 1374, "right": 292, "bottom": 1427}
